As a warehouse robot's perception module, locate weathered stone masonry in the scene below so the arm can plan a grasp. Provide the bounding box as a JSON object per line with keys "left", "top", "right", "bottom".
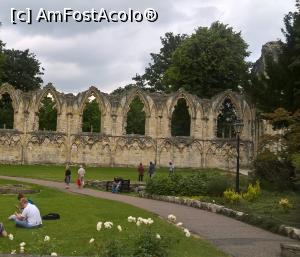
{"left": 0, "top": 83, "right": 258, "bottom": 169}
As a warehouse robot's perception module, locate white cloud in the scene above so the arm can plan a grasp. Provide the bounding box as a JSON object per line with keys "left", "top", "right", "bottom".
{"left": 0, "top": 0, "right": 296, "bottom": 93}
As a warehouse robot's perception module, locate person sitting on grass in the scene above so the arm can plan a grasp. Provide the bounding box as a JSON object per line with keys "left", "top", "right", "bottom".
{"left": 0, "top": 223, "right": 7, "bottom": 237}
{"left": 16, "top": 193, "right": 34, "bottom": 212}
{"left": 9, "top": 198, "right": 42, "bottom": 228}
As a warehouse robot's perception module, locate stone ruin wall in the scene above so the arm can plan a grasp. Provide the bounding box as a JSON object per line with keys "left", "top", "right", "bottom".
{"left": 0, "top": 83, "right": 258, "bottom": 169}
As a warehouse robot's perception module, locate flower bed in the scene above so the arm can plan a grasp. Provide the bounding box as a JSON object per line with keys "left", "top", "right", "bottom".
{"left": 138, "top": 191, "right": 300, "bottom": 241}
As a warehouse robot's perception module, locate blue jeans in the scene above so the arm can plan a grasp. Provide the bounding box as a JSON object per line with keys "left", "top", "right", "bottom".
{"left": 12, "top": 217, "right": 40, "bottom": 228}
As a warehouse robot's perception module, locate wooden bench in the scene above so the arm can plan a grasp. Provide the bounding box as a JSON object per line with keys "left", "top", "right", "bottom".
{"left": 106, "top": 179, "right": 130, "bottom": 192}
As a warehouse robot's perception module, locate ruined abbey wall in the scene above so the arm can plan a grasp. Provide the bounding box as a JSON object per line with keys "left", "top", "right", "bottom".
{"left": 0, "top": 83, "right": 257, "bottom": 169}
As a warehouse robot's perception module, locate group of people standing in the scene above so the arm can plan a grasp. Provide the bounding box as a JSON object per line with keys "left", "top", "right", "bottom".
{"left": 137, "top": 161, "right": 175, "bottom": 181}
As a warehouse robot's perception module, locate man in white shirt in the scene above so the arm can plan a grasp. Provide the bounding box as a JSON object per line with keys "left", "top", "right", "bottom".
{"left": 10, "top": 198, "right": 42, "bottom": 228}
{"left": 77, "top": 165, "right": 86, "bottom": 188}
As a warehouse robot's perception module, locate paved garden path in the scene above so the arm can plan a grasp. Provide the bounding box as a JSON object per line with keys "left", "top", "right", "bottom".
{"left": 0, "top": 176, "right": 297, "bottom": 257}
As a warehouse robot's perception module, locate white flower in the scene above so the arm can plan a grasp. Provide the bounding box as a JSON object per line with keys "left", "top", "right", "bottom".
{"left": 8, "top": 234, "right": 14, "bottom": 240}
{"left": 104, "top": 221, "right": 113, "bottom": 229}
{"left": 136, "top": 221, "right": 141, "bottom": 226}
{"left": 20, "top": 245, "right": 25, "bottom": 253}
{"left": 185, "top": 231, "right": 191, "bottom": 237}
{"left": 212, "top": 200, "right": 216, "bottom": 203}
{"left": 89, "top": 238, "right": 95, "bottom": 244}
{"left": 147, "top": 218, "right": 154, "bottom": 225}
{"left": 44, "top": 235, "right": 50, "bottom": 242}
{"left": 127, "top": 216, "right": 136, "bottom": 223}
{"left": 183, "top": 228, "right": 189, "bottom": 234}
{"left": 51, "top": 252, "right": 58, "bottom": 256}
{"left": 11, "top": 250, "right": 16, "bottom": 255}
{"left": 19, "top": 242, "right": 26, "bottom": 247}
{"left": 117, "top": 225, "right": 122, "bottom": 232}
{"left": 167, "top": 214, "right": 176, "bottom": 223}
{"left": 96, "top": 222, "right": 102, "bottom": 231}
{"left": 156, "top": 234, "right": 161, "bottom": 239}
{"left": 176, "top": 222, "right": 183, "bottom": 227}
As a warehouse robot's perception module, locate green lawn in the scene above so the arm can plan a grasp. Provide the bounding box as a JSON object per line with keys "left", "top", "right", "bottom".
{"left": 0, "top": 164, "right": 224, "bottom": 183}
{"left": 0, "top": 179, "right": 229, "bottom": 257}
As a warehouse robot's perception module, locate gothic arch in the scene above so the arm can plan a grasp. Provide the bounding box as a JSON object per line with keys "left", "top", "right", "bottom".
{"left": 168, "top": 89, "right": 196, "bottom": 119}
{"left": 0, "top": 83, "right": 20, "bottom": 113}
{"left": 78, "top": 86, "right": 109, "bottom": 116}
{"left": 122, "top": 88, "right": 151, "bottom": 118}
{"left": 34, "top": 84, "right": 62, "bottom": 114}
{"left": 213, "top": 91, "right": 242, "bottom": 118}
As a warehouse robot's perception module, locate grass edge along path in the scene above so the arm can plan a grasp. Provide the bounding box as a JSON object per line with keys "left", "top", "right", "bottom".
{"left": 0, "top": 178, "right": 228, "bottom": 257}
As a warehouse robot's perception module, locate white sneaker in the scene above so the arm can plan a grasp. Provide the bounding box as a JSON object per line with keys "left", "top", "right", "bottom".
{"left": 8, "top": 214, "right": 16, "bottom": 220}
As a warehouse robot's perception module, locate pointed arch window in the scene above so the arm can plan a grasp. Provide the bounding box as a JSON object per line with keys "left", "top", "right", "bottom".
{"left": 126, "top": 96, "right": 145, "bottom": 135}
{"left": 171, "top": 98, "right": 191, "bottom": 136}
{"left": 82, "top": 93, "right": 101, "bottom": 133}
{"left": 38, "top": 93, "right": 57, "bottom": 131}
{"left": 0, "top": 93, "right": 14, "bottom": 129}
{"left": 216, "top": 98, "right": 237, "bottom": 138}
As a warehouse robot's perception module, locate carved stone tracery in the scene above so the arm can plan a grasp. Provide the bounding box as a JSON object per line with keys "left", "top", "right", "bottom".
{"left": 0, "top": 83, "right": 257, "bottom": 168}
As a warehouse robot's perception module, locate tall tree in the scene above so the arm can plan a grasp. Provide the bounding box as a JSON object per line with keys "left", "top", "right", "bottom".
{"left": 2, "top": 49, "right": 44, "bottom": 91}
{"left": 38, "top": 96, "right": 57, "bottom": 131}
{"left": 164, "top": 22, "right": 250, "bottom": 98}
{"left": 82, "top": 100, "right": 101, "bottom": 133}
{"left": 0, "top": 40, "right": 5, "bottom": 84}
{"left": 126, "top": 97, "right": 146, "bottom": 135}
{"left": 246, "top": 0, "right": 300, "bottom": 112}
{"left": 134, "top": 32, "right": 187, "bottom": 92}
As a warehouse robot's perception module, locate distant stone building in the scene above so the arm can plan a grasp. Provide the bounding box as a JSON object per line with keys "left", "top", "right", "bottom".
{"left": 252, "top": 41, "right": 282, "bottom": 77}
{"left": 0, "top": 83, "right": 260, "bottom": 169}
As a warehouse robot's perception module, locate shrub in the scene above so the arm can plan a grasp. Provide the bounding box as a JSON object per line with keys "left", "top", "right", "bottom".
{"left": 145, "top": 173, "right": 209, "bottom": 196}
{"left": 278, "top": 198, "right": 293, "bottom": 213}
{"left": 100, "top": 239, "right": 125, "bottom": 257}
{"left": 254, "top": 150, "right": 295, "bottom": 190}
{"left": 132, "top": 228, "right": 169, "bottom": 257}
{"left": 206, "top": 175, "right": 231, "bottom": 196}
{"left": 223, "top": 189, "right": 241, "bottom": 203}
{"left": 243, "top": 181, "right": 261, "bottom": 201}
{"left": 146, "top": 171, "right": 233, "bottom": 196}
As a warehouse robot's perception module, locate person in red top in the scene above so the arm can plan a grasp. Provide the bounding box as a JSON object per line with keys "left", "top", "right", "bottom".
{"left": 138, "top": 163, "right": 145, "bottom": 182}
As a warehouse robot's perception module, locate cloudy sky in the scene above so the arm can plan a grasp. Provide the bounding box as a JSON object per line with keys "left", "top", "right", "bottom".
{"left": 0, "top": 0, "right": 296, "bottom": 94}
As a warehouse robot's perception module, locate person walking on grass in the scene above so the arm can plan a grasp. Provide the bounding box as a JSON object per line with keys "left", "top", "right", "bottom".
{"left": 138, "top": 163, "right": 145, "bottom": 182}
{"left": 77, "top": 164, "right": 86, "bottom": 189}
{"left": 148, "top": 161, "right": 156, "bottom": 178}
{"left": 64, "top": 164, "right": 71, "bottom": 189}
{"left": 169, "top": 161, "right": 175, "bottom": 176}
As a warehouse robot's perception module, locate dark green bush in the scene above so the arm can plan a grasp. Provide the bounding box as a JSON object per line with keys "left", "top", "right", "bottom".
{"left": 146, "top": 171, "right": 232, "bottom": 196}
{"left": 206, "top": 175, "right": 231, "bottom": 196}
{"left": 254, "top": 150, "right": 295, "bottom": 190}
